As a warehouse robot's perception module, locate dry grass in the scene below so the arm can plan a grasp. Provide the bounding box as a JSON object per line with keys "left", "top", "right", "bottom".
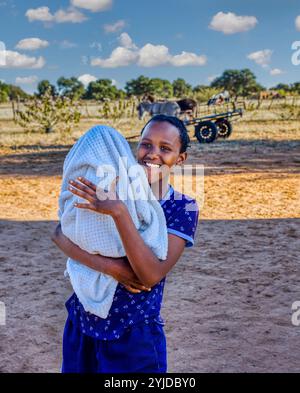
{"left": 0, "top": 99, "right": 299, "bottom": 148}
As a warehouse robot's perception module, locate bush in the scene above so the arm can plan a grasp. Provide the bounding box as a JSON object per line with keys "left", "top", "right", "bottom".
{"left": 15, "top": 87, "right": 81, "bottom": 134}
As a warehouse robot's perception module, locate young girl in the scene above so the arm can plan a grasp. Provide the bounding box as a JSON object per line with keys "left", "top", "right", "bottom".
{"left": 52, "top": 115, "right": 199, "bottom": 373}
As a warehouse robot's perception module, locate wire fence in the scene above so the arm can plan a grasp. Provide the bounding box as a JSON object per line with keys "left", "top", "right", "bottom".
{"left": 0, "top": 96, "right": 299, "bottom": 121}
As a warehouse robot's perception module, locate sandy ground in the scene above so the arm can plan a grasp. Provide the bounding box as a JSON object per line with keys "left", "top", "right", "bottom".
{"left": 0, "top": 136, "right": 300, "bottom": 373}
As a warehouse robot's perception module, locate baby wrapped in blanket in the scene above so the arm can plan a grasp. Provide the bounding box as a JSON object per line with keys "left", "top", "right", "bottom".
{"left": 59, "top": 125, "right": 168, "bottom": 319}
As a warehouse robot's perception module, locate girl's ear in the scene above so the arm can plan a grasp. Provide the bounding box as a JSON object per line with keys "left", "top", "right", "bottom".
{"left": 176, "top": 152, "right": 187, "bottom": 166}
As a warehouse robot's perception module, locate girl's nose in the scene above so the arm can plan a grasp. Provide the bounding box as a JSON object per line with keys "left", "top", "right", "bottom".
{"left": 146, "top": 148, "right": 160, "bottom": 159}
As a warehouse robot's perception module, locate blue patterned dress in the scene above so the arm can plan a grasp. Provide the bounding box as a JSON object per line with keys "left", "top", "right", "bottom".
{"left": 62, "top": 185, "right": 199, "bottom": 373}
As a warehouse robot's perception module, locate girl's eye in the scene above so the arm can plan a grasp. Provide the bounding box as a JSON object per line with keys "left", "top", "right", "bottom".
{"left": 161, "top": 146, "right": 171, "bottom": 151}
{"left": 141, "top": 143, "right": 151, "bottom": 148}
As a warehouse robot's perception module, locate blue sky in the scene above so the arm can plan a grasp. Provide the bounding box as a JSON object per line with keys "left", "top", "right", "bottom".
{"left": 0, "top": 0, "right": 299, "bottom": 93}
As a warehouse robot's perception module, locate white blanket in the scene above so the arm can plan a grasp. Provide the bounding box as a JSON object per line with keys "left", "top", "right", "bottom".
{"left": 59, "top": 125, "right": 168, "bottom": 318}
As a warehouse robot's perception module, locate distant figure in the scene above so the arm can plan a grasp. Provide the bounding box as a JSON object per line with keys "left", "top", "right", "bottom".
{"left": 259, "top": 90, "right": 283, "bottom": 100}
{"left": 137, "top": 101, "right": 181, "bottom": 120}
{"left": 207, "top": 90, "right": 230, "bottom": 106}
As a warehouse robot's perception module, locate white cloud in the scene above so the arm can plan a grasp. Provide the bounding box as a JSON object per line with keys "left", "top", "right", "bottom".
{"left": 296, "top": 15, "right": 300, "bottom": 31}
{"left": 91, "top": 33, "right": 207, "bottom": 68}
{"left": 118, "top": 32, "right": 137, "bottom": 49}
{"left": 71, "top": 0, "right": 112, "bottom": 12}
{"left": 15, "top": 75, "right": 38, "bottom": 84}
{"left": 0, "top": 41, "right": 7, "bottom": 66}
{"left": 25, "top": 6, "right": 53, "bottom": 22}
{"left": 25, "top": 6, "right": 87, "bottom": 24}
{"left": 78, "top": 73, "right": 97, "bottom": 86}
{"left": 138, "top": 44, "right": 170, "bottom": 67}
{"left": 0, "top": 50, "right": 45, "bottom": 69}
{"left": 59, "top": 40, "right": 77, "bottom": 49}
{"left": 91, "top": 46, "right": 138, "bottom": 68}
{"left": 54, "top": 7, "right": 87, "bottom": 23}
{"left": 270, "top": 68, "right": 283, "bottom": 76}
{"left": 247, "top": 49, "right": 273, "bottom": 67}
{"left": 170, "top": 51, "right": 207, "bottom": 67}
{"left": 104, "top": 20, "right": 126, "bottom": 33}
{"left": 209, "top": 11, "right": 258, "bottom": 34}
{"left": 15, "top": 38, "right": 49, "bottom": 51}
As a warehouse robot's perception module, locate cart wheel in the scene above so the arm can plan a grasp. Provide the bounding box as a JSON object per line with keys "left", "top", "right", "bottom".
{"left": 215, "top": 119, "right": 232, "bottom": 138}
{"left": 194, "top": 121, "right": 218, "bottom": 143}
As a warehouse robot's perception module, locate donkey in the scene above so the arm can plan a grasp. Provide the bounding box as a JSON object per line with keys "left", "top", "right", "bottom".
{"left": 176, "top": 98, "right": 197, "bottom": 113}
{"left": 137, "top": 101, "right": 181, "bottom": 120}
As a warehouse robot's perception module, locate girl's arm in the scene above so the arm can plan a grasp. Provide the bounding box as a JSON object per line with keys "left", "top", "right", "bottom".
{"left": 113, "top": 205, "right": 186, "bottom": 287}
{"left": 68, "top": 178, "right": 187, "bottom": 288}
{"left": 51, "top": 224, "right": 151, "bottom": 293}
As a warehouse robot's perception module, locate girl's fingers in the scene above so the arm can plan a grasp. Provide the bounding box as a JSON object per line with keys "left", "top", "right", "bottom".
{"left": 74, "top": 203, "right": 94, "bottom": 210}
{"left": 109, "top": 176, "right": 119, "bottom": 197}
{"left": 123, "top": 285, "right": 141, "bottom": 294}
{"left": 69, "top": 180, "right": 96, "bottom": 197}
{"left": 77, "top": 177, "right": 97, "bottom": 192}
{"left": 110, "top": 176, "right": 119, "bottom": 194}
{"left": 131, "top": 282, "right": 151, "bottom": 291}
{"left": 68, "top": 185, "right": 95, "bottom": 203}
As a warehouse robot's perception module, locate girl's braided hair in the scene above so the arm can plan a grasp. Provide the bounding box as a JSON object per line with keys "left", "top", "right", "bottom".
{"left": 140, "top": 114, "right": 190, "bottom": 153}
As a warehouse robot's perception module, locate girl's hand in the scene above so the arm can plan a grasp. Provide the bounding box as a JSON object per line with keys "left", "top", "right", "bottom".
{"left": 68, "top": 176, "right": 124, "bottom": 217}
{"left": 110, "top": 258, "right": 152, "bottom": 294}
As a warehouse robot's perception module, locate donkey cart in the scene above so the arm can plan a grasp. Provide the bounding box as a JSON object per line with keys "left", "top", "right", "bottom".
{"left": 184, "top": 108, "right": 243, "bottom": 143}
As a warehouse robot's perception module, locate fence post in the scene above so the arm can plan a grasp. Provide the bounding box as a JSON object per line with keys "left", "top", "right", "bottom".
{"left": 11, "top": 100, "right": 16, "bottom": 121}
{"left": 85, "top": 101, "right": 90, "bottom": 118}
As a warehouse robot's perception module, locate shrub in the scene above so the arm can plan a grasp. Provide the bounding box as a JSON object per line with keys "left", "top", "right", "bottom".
{"left": 15, "top": 87, "right": 81, "bottom": 134}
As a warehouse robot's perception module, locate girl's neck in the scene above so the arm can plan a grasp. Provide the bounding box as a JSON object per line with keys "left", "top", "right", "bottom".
{"left": 151, "top": 178, "right": 170, "bottom": 201}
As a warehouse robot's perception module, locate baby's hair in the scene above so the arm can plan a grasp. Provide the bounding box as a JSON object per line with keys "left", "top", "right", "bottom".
{"left": 140, "top": 114, "right": 190, "bottom": 153}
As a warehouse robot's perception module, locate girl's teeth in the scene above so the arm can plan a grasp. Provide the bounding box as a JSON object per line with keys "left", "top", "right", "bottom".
{"left": 145, "top": 162, "right": 160, "bottom": 168}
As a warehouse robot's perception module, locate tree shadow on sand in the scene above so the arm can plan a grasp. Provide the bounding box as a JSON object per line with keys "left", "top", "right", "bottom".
{"left": 1, "top": 139, "right": 300, "bottom": 177}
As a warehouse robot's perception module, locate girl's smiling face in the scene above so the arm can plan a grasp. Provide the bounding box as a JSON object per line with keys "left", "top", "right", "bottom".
{"left": 137, "top": 120, "right": 187, "bottom": 184}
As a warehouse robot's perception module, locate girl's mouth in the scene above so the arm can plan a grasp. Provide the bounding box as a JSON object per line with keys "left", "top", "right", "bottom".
{"left": 143, "top": 161, "right": 161, "bottom": 168}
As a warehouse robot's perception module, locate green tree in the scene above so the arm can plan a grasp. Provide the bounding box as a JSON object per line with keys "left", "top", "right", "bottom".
{"left": 0, "top": 81, "right": 28, "bottom": 101}
{"left": 271, "top": 83, "right": 291, "bottom": 92}
{"left": 211, "top": 69, "right": 263, "bottom": 98}
{"left": 57, "top": 77, "right": 85, "bottom": 100}
{"left": 125, "top": 75, "right": 151, "bottom": 97}
{"left": 37, "top": 79, "right": 56, "bottom": 97}
{"left": 193, "top": 84, "right": 209, "bottom": 93}
{"left": 84, "top": 79, "right": 121, "bottom": 101}
{"left": 291, "top": 82, "right": 300, "bottom": 94}
{"left": 193, "top": 86, "right": 220, "bottom": 103}
{"left": 172, "top": 78, "right": 192, "bottom": 97}
{"left": 0, "top": 81, "right": 9, "bottom": 102}
{"left": 7, "top": 84, "right": 29, "bottom": 101}
{"left": 148, "top": 78, "right": 173, "bottom": 98}
{"left": 0, "top": 89, "right": 9, "bottom": 103}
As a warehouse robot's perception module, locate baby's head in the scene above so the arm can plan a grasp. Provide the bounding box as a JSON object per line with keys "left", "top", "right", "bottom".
{"left": 137, "top": 115, "right": 190, "bottom": 184}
